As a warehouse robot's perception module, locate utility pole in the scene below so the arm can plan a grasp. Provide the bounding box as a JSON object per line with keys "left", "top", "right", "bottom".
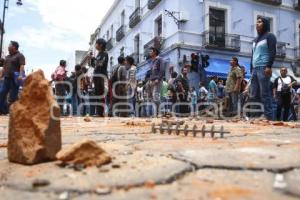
{"left": 0, "top": 0, "right": 22, "bottom": 58}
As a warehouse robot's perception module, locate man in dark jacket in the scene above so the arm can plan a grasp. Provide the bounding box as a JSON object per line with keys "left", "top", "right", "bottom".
{"left": 93, "top": 38, "right": 108, "bottom": 117}
{"left": 149, "top": 47, "right": 164, "bottom": 115}
{"left": 250, "top": 16, "right": 277, "bottom": 120}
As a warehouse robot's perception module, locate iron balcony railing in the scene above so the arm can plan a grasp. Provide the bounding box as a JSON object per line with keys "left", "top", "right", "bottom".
{"left": 148, "top": 0, "right": 161, "bottom": 10}
{"left": 143, "top": 36, "right": 165, "bottom": 58}
{"left": 106, "top": 38, "right": 114, "bottom": 51}
{"left": 129, "top": 7, "right": 141, "bottom": 29}
{"left": 116, "top": 25, "right": 125, "bottom": 42}
{"left": 253, "top": 0, "right": 282, "bottom": 5}
{"left": 201, "top": 31, "right": 241, "bottom": 52}
{"left": 276, "top": 42, "right": 287, "bottom": 58}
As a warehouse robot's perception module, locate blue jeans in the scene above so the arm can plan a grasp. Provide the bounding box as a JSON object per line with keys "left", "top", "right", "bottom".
{"left": 250, "top": 67, "right": 273, "bottom": 120}
{"left": 0, "top": 77, "right": 19, "bottom": 114}
{"left": 228, "top": 92, "right": 239, "bottom": 114}
{"left": 72, "top": 94, "right": 80, "bottom": 116}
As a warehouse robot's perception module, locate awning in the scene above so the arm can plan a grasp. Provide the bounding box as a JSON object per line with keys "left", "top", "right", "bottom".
{"left": 206, "top": 58, "right": 251, "bottom": 79}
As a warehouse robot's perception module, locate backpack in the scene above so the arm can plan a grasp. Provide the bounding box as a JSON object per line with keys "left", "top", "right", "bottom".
{"left": 110, "top": 66, "right": 120, "bottom": 84}
{"left": 279, "top": 77, "right": 291, "bottom": 95}
{"left": 52, "top": 66, "right": 66, "bottom": 81}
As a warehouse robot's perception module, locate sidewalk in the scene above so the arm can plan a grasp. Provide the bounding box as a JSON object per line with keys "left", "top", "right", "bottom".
{"left": 0, "top": 116, "right": 299, "bottom": 200}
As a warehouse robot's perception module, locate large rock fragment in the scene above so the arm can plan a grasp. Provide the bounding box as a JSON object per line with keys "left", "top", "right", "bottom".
{"left": 56, "top": 140, "right": 111, "bottom": 167}
{"left": 8, "top": 70, "right": 61, "bottom": 164}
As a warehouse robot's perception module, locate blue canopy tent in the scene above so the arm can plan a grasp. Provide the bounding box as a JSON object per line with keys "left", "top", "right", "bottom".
{"left": 206, "top": 58, "right": 251, "bottom": 80}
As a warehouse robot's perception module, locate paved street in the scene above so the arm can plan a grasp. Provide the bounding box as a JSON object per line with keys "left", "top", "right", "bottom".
{"left": 0, "top": 116, "right": 300, "bottom": 200}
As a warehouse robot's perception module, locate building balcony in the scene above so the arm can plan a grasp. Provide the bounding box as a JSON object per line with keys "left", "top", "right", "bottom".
{"left": 106, "top": 38, "right": 114, "bottom": 51}
{"left": 294, "top": 0, "right": 300, "bottom": 10}
{"left": 253, "top": 0, "right": 282, "bottom": 5}
{"left": 143, "top": 36, "right": 165, "bottom": 58}
{"left": 116, "top": 25, "right": 125, "bottom": 42}
{"left": 148, "top": 0, "right": 161, "bottom": 10}
{"left": 129, "top": 7, "right": 141, "bottom": 29}
{"left": 276, "top": 42, "right": 287, "bottom": 58}
{"left": 201, "top": 31, "right": 241, "bottom": 52}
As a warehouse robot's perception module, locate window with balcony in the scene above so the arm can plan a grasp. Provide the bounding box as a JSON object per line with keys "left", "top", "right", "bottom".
{"left": 116, "top": 25, "right": 125, "bottom": 42}
{"left": 107, "top": 38, "right": 114, "bottom": 51}
{"left": 295, "top": 0, "right": 300, "bottom": 10}
{"left": 148, "top": 0, "right": 161, "bottom": 10}
{"left": 202, "top": 8, "right": 240, "bottom": 51}
{"left": 129, "top": 7, "right": 141, "bottom": 28}
{"left": 155, "top": 15, "right": 162, "bottom": 37}
{"left": 209, "top": 8, "right": 226, "bottom": 48}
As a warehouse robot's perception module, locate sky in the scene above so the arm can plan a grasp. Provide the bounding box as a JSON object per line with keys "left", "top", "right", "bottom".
{"left": 4, "top": 0, "right": 114, "bottom": 79}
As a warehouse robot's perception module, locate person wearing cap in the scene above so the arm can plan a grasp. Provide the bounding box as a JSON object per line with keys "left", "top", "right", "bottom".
{"left": 93, "top": 38, "right": 108, "bottom": 117}
{"left": 0, "top": 41, "right": 26, "bottom": 114}
{"left": 250, "top": 16, "right": 277, "bottom": 120}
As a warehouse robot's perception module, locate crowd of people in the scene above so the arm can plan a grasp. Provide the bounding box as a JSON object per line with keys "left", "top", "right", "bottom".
{"left": 0, "top": 16, "right": 300, "bottom": 122}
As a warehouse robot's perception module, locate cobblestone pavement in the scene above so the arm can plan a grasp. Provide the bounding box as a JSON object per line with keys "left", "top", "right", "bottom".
{"left": 0, "top": 116, "right": 300, "bottom": 200}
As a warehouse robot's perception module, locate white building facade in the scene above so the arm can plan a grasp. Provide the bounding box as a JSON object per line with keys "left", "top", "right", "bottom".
{"left": 82, "top": 0, "right": 300, "bottom": 88}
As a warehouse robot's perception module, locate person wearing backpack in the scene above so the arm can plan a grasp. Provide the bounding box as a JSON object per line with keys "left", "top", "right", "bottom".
{"left": 273, "top": 67, "right": 297, "bottom": 121}
{"left": 111, "top": 56, "right": 127, "bottom": 117}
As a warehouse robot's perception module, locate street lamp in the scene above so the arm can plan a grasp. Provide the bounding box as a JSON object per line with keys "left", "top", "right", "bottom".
{"left": 0, "top": 0, "right": 23, "bottom": 58}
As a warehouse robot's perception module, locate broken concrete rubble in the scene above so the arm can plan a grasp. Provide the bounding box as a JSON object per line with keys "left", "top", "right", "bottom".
{"left": 56, "top": 140, "right": 111, "bottom": 167}
{"left": 8, "top": 70, "right": 62, "bottom": 165}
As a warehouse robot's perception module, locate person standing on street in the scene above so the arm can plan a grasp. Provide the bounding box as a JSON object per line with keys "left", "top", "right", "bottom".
{"left": 149, "top": 47, "right": 164, "bottom": 115}
{"left": 225, "top": 57, "right": 243, "bottom": 116}
{"left": 51, "top": 60, "right": 67, "bottom": 115}
{"left": 176, "top": 66, "right": 190, "bottom": 116}
{"left": 125, "top": 56, "right": 137, "bottom": 117}
{"left": 0, "top": 41, "right": 26, "bottom": 115}
{"left": 208, "top": 76, "right": 218, "bottom": 103}
{"left": 93, "top": 38, "right": 108, "bottom": 117}
{"left": 250, "top": 16, "right": 277, "bottom": 120}
{"left": 273, "top": 67, "right": 296, "bottom": 121}
{"left": 112, "top": 56, "right": 128, "bottom": 117}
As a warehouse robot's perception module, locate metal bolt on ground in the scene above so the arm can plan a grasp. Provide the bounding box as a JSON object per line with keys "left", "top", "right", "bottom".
{"left": 151, "top": 123, "right": 230, "bottom": 138}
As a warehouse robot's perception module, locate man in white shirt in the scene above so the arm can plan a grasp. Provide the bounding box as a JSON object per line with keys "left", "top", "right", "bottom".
{"left": 273, "top": 67, "right": 297, "bottom": 121}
